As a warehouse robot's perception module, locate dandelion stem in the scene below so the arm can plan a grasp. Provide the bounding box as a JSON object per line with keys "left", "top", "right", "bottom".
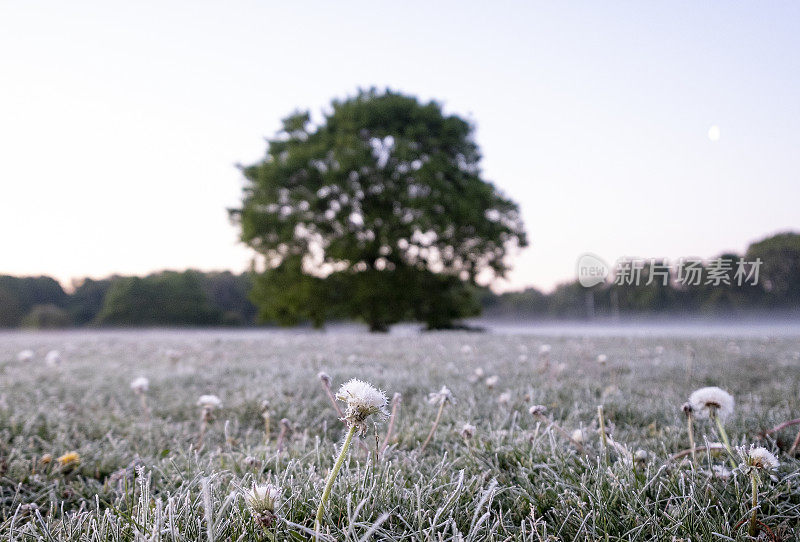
{"left": 315, "top": 424, "right": 356, "bottom": 541}
{"left": 789, "top": 426, "right": 800, "bottom": 456}
{"left": 380, "top": 393, "right": 401, "bottom": 456}
{"left": 712, "top": 413, "right": 737, "bottom": 469}
{"left": 687, "top": 413, "right": 697, "bottom": 464}
{"left": 262, "top": 411, "right": 271, "bottom": 445}
{"left": 320, "top": 379, "right": 344, "bottom": 418}
{"left": 138, "top": 394, "right": 151, "bottom": 420}
{"left": 669, "top": 443, "right": 725, "bottom": 461}
{"left": 420, "top": 400, "right": 446, "bottom": 452}
{"left": 748, "top": 472, "right": 759, "bottom": 537}
{"left": 597, "top": 405, "right": 608, "bottom": 452}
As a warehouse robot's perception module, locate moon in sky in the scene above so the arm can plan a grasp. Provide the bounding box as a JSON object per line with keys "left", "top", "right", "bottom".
{"left": 707, "top": 125, "right": 721, "bottom": 142}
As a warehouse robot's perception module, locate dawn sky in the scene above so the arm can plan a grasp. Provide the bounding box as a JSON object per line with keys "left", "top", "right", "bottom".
{"left": 2, "top": 1, "right": 799, "bottom": 292}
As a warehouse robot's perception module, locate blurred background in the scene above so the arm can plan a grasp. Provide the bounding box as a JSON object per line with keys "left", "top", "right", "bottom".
{"left": 1, "top": 1, "right": 798, "bottom": 329}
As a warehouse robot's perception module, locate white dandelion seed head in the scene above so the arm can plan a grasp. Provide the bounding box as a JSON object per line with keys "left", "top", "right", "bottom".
{"left": 529, "top": 404, "right": 548, "bottom": 417}
{"left": 197, "top": 394, "right": 222, "bottom": 410}
{"left": 634, "top": 449, "right": 648, "bottom": 463}
{"left": 244, "top": 483, "right": 280, "bottom": 527}
{"left": 244, "top": 483, "right": 280, "bottom": 511}
{"left": 335, "top": 378, "right": 388, "bottom": 432}
{"left": 688, "top": 386, "right": 734, "bottom": 420}
{"left": 428, "top": 386, "right": 454, "bottom": 405}
{"left": 497, "top": 391, "right": 512, "bottom": 405}
{"left": 711, "top": 464, "right": 733, "bottom": 480}
{"left": 570, "top": 429, "right": 584, "bottom": 444}
{"left": 597, "top": 354, "right": 608, "bottom": 364}
{"left": 45, "top": 350, "right": 61, "bottom": 367}
{"left": 539, "top": 344, "right": 551, "bottom": 355}
{"left": 474, "top": 367, "right": 485, "bottom": 378}
{"left": 485, "top": 375, "right": 499, "bottom": 389}
{"left": 743, "top": 445, "right": 779, "bottom": 471}
{"left": 460, "top": 423, "right": 476, "bottom": 439}
{"left": 17, "top": 350, "right": 34, "bottom": 362}
{"left": 130, "top": 377, "right": 149, "bottom": 394}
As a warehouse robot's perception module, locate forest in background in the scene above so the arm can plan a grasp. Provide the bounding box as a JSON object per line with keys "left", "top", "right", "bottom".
{"left": 1, "top": 231, "right": 798, "bottom": 328}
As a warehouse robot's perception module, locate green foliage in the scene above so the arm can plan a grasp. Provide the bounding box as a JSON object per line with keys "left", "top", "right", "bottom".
{"left": 232, "top": 89, "right": 527, "bottom": 330}
{"left": 68, "top": 277, "right": 113, "bottom": 325}
{"left": 95, "top": 271, "right": 222, "bottom": 326}
{"left": 746, "top": 231, "right": 800, "bottom": 306}
{"left": 249, "top": 257, "right": 329, "bottom": 328}
{"left": 0, "top": 275, "right": 68, "bottom": 327}
{"left": 20, "top": 304, "right": 73, "bottom": 328}
{"left": 199, "top": 271, "right": 258, "bottom": 325}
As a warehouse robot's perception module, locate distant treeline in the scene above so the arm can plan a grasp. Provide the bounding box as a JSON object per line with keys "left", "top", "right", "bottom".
{"left": 0, "top": 271, "right": 257, "bottom": 328}
{"left": 1, "top": 232, "right": 798, "bottom": 328}
{"left": 482, "top": 232, "right": 800, "bottom": 319}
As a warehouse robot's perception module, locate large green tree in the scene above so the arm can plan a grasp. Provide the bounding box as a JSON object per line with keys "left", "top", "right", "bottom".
{"left": 232, "top": 89, "right": 527, "bottom": 331}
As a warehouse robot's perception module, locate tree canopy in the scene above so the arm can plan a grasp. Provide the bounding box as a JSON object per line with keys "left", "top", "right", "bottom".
{"left": 232, "top": 89, "right": 527, "bottom": 330}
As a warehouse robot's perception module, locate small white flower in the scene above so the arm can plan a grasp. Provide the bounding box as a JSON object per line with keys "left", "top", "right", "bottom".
{"left": 428, "top": 386, "right": 454, "bottom": 405}
{"left": 130, "top": 377, "right": 149, "bottom": 394}
{"left": 45, "top": 350, "right": 61, "bottom": 367}
{"left": 688, "top": 386, "right": 734, "bottom": 420}
{"left": 596, "top": 354, "right": 608, "bottom": 364}
{"left": 244, "top": 483, "right": 280, "bottom": 528}
{"left": 197, "top": 394, "right": 222, "bottom": 410}
{"left": 485, "top": 375, "right": 499, "bottom": 389}
{"left": 335, "top": 378, "right": 388, "bottom": 433}
{"left": 17, "top": 350, "right": 34, "bottom": 362}
{"left": 460, "top": 423, "right": 476, "bottom": 439}
{"left": 743, "top": 446, "right": 779, "bottom": 471}
{"left": 497, "top": 391, "right": 512, "bottom": 405}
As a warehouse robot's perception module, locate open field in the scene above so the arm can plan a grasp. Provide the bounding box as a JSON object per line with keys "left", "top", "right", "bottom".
{"left": 1, "top": 328, "right": 800, "bottom": 541}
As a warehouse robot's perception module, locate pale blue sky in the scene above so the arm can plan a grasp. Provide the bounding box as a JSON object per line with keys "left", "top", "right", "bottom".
{"left": 1, "top": 1, "right": 798, "bottom": 291}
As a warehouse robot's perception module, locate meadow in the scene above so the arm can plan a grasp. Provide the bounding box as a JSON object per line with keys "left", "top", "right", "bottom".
{"left": 1, "top": 328, "right": 799, "bottom": 541}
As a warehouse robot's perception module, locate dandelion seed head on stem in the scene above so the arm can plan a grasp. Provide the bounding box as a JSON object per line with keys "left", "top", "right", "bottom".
{"left": 742, "top": 445, "right": 779, "bottom": 471}
{"left": 130, "top": 377, "right": 149, "bottom": 394}
{"left": 688, "top": 386, "right": 734, "bottom": 421}
{"left": 428, "top": 386, "right": 454, "bottom": 405}
{"left": 529, "top": 404, "right": 547, "bottom": 417}
{"left": 197, "top": 395, "right": 222, "bottom": 410}
{"left": 335, "top": 378, "right": 388, "bottom": 433}
{"left": 460, "top": 423, "right": 476, "bottom": 439}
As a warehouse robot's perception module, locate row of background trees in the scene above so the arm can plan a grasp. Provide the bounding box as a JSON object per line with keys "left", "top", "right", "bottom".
{"left": 0, "top": 231, "right": 798, "bottom": 329}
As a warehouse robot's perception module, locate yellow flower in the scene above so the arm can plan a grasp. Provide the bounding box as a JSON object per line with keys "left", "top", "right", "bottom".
{"left": 57, "top": 452, "right": 80, "bottom": 467}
